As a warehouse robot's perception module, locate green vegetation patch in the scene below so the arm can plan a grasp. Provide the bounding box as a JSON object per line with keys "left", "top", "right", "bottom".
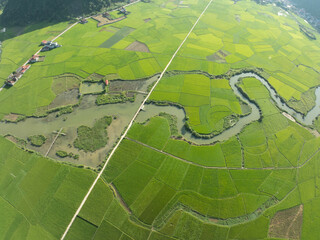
{"left": 56, "top": 150, "right": 79, "bottom": 160}
{"left": 96, "top": 92, "right": 135, "bottom": 105}
{"left": 27, "top": 135, "right": 46, "bottom": 147}
{"left": 74, "top": 116, "right": 112, "bottom": 152}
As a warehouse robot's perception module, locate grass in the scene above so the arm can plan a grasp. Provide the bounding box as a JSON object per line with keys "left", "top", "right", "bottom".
{"left": 73, "top": 116, "right": 112, "bottom": 152}
{"left": 27, "top": 135, "right": 46, "bottom": 147}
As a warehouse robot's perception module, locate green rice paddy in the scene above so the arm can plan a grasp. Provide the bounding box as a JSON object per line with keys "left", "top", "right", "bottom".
{"left": 0, "top": 0, "right": 320, "bottom": 239}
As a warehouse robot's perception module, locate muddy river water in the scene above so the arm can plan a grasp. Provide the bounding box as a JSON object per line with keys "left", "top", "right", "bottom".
{"left": 137, "top": 72, "right": 320, "bottom": 144}
{"left": 1, "top": 72, "right": 320, "bottom": 165}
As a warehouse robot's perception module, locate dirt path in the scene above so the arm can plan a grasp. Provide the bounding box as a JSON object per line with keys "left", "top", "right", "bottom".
{"left": 60, "top": 0, "right": 214, "bottom": 238}
{"left": 45, "top": 128, "right": 63, "bottom": 157}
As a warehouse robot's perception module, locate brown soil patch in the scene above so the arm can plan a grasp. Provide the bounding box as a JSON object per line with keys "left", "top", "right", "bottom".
{"left": 3, "top": 114, "right": 21, "bottom": 122}
{"left": 268, "top": 205, "right": 303, "bottom": 240}
{"left": 206, "top": 50, "right": 230, "bottom": 63}
{"left": 48, "top": 89, "right": 79, "bottom": 110}
{"left": 38, "top": 56, "right": 46, "bottom": 62}
{"left": 126, "top": 92, "right": 135, "bottom": 98}
{"left": 92, "top": 14, "right": 126, "bottom": 27}
{"left": 209, "top": 218, "right": 218, "bottom": 223}
{"left": 109, "top": 80, "right": 146, "bottom": 92}
{"left": 125, "top": 41, "right": 150, "bottom": 53}
{"left": 144, "top": 18, "right": 151, "bottom": 23}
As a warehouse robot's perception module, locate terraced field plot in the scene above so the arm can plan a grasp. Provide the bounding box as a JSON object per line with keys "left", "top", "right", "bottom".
{"left": 0, "top": 0, "right": 320, "bottom": 239}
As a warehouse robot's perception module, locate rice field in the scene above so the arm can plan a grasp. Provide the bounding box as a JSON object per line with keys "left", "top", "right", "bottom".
{"left": 0, "top": 0, "right": 320, "bottom": 239}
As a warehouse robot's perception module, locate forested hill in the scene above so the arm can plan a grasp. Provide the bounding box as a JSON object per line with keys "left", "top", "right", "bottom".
{"left": 1, "top": 0, "right": 126, "bottom": 26}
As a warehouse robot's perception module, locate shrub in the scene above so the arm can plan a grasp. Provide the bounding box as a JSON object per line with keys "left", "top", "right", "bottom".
{"left": 74, "top": 116, "right": 112, "bottom": 152}
{"left": 27, "top": 135, "right": 46, "bottom": 147}
{"left": 56, "top": 150, "right": 68, "bottom": 158}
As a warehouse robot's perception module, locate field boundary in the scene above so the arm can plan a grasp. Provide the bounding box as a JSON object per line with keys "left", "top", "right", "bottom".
{"left": 60, "top": 0, "right": 214, "bottom": 238}
{"left": 126, "top": 137, "right": 320, "bottom": 170}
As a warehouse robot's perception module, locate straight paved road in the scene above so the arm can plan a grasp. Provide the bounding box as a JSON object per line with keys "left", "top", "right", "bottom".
{"left": 60, "top": 0, "right": 214, "bottom": 238}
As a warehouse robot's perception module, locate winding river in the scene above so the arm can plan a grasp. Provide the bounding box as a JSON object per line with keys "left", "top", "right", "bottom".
{"left": 1, "top": 72, "right": 320, "bottom": 149}
{"left": 137, "top": 72, "right": 320, "bottom": 144}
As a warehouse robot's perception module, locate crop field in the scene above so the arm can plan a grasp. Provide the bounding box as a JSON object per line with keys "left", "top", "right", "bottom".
{"left": 0, "top": 136, "right": 96, "bottom": 239}
{"left": 165, "top": 0, "right": 320, "bottom": 114}
{"left": 150, "top": 74, "right": 246, "bottom": 134}
{"left": 0, "top": 0, "right": 208, "bottom": 118}
{"left": 75, "top": 77, "right": 320, "bottom": 239}
{"left": 1, "top": 0, "right": 320, "bottom": 239}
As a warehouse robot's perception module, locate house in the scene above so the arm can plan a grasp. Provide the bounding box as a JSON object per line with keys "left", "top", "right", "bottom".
{"left": 41, "top": 42, "right": 61, "bottom": 52}
{"left": 119, "top": 7, "right": 128, "bottom": 15}
{"left": 29, "top": 54, "right": 40, "bottom": 63}
{"left": 6, "top": 65, "right": 30, "bottom": 86}
{"left": 6, "top": 76, "right": 18, "bottom": 86}
{"left": 41, "top": 46, "right": 50, "bottom": 52}
{"left": 40, "top": 40, "right": 53, "bottom": 46}
{"left": 105, "top": 80, "right": 109, "bottom": 86}
{"left": 20, "top": 65, "right": 31, "bottom": 74}
{"left": 80, "top": 18, "right": 88, "bottom": 24}
{"left": 41, "top": 40, "right": 48, "bottom": 46}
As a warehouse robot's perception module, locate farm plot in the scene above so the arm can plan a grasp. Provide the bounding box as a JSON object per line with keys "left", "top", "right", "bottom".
{"left": 169, "top": 0, "right": 320, "bottom": 114}
{"left": 2, "top": 0, "right": 320, "bottom": 238}
{"left": 150, "top": 74, "right": 246, "bottom": 135}
{"left": 0, "top": 136, "right": 95, "bottom": 239}
{"left": 70, "top": 106, "right": 320, "bottom": 240}
{"left": 82, "top": 75, "right": 320, "bottom": 238}
{"left": 0, "top": 0, "right": 205, "bottom": 118}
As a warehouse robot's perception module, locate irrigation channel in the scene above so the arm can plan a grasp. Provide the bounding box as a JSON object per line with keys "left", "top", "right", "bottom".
{"left": 137, "top": 72, "right": 320, "bottom": 144}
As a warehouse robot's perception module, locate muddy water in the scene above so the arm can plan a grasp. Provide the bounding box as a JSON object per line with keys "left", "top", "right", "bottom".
{"left": 233, "top": 72, "right": 320, "bottom": 125}
{"left": 0, "top": 76, "right": 157, "bottom": 167}
{"left": 136, "top": 103, "right": 260, "bottom": 145}
{"left": 136, "top": 72, "right": 320, "bottom": 145}
{"left": 1, "top": 72, "right": 320, "bottom": 163}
